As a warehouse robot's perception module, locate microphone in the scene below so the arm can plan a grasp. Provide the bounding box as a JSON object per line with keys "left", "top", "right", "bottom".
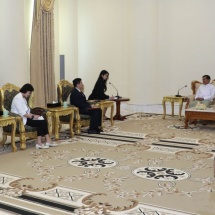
{"left": 175, "top": 85, "right": 187, "bottom": 97}
{"left": 109, "top": 82, "right": 122, "bottom": 99}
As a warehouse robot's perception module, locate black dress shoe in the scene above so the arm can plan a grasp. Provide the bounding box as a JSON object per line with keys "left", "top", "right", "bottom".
{"left": 96, "top": 128, "right": 104, "bottom": 132}
{"left": 88, "top": 129, "right": 100, "bottom": 134}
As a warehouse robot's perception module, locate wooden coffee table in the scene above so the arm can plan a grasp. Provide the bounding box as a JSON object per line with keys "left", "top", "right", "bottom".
{"left": 184, "top": 108, "right": 215, "bottom": 128}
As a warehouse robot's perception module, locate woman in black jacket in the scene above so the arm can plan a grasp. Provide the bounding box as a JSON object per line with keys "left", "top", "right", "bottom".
{"left": 88, "top": 70, "right": 114, "bottom": 119}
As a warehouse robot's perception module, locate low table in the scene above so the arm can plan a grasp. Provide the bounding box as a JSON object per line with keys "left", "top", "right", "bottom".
{"left": 46, "top": 106, "right": 75, "bottom": 140}
{"left": 184, "top": 108, "right": 215, "bottom": 128}
{"left": 113, "top": 97, "right": 130, "bottom": 120}
{"left": 162, "top": 95, "right": 186, "bottom": 120}
{"left": 87, "top": 100, "right": 114, "bottom": 128}
{"left": 0, "top": 116, "right": 17, "bottom": 152}
{"left": 98, "top": 100, "right": 114, "bottom": 127}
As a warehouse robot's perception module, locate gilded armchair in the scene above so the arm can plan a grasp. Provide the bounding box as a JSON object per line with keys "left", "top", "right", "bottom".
{"left": 57, "top": 80, "right": 90, "bottom": 134}
{"left": 0, "top": 83, "right": 52, "bottom": 150}
{"left": 185, "top": 79, "right": 215, "bottom": 109}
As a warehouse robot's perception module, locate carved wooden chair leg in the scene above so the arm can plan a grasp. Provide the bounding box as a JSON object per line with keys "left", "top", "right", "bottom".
{"left": 46, "top": 113, "right": 52, "bottom": 136}
{"left": 75, "top": 121, "right": 81, "bottom": 135}
{"left": 12, "top": 145, "right": 17, "bottom": 152}
{"left": 59, "top": 123, "right": 62, "bottom": 132}
{"left": 70, "top": 126, "right": 74, "bottom": 138}
{"left": 0, "top": 134, "right": 7, "bottom": 148}
{"left": 20, "top": 133, "right": 27, "bottom": 150}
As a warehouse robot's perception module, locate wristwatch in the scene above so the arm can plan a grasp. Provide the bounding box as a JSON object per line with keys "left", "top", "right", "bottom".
{"left": 31, "top": 115, "right": 34, "bottom": 119}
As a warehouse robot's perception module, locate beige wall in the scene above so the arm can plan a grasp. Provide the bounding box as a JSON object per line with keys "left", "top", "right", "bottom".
{"left": 57, "top": 0, "right": 78, "bottom": 83}
{"left": 0, "top": 0, "right": 33, "bottom": 87}
{"left": 158, "top": 0, "right": 215, "bottom": 99}
{"left": 59, "top": 0, "right": 215, "bottom": 104}
{"left": 77, "top": 0, "right": 129, "bottom": 98}
{"left": 127, "top": 0, "right": 159, "bottom": 104}
{"left": 1, "top": 0, "right": 215, "bottom": 106}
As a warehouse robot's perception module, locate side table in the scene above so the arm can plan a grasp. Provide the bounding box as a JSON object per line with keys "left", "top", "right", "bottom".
{"left": 162, "top": 95, "right": 185, "bottom": 120}
{"left": 46, "top": 106, "right": 74, "bottom": 140}
{"left": 98, "top": 100, "right": 114, "bottom": 128}
{"left": 113, "top": 98, "right": 130, "bottom": 120}
{"left": 0, "top": 116, "right": 17, "bottom": 152}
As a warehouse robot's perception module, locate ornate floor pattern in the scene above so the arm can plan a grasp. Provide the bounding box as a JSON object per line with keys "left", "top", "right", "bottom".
{"left": 0, "top": 113, "right": 215, "bottom": 215}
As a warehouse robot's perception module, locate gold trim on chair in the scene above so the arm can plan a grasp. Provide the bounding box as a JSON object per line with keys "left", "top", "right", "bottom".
{"left": 191, "top": 80, "right": 202, "bottom": 95}
{"left": 185, "top": 79, "right": 215, "bottom": 109}
{"left": 0, "top": 83, "right": 52, "bottom": 150}
{"left": 57, "top": 80, "right": 73, "bottom": 105}
{"left": 57, "top": 80, "right": 90, "bottom": 135}
{"left": 0, "top": 83, "right": 19, "bottom": 111}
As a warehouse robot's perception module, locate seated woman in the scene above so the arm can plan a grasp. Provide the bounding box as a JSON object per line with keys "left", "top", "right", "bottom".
{"left": 11, "top": 83, "right": 57, "bottom": 149}
{"left": 88, "top": 70, "right": 114, "bottom": 119}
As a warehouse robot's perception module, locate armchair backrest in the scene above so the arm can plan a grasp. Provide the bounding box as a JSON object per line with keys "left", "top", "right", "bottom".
{"left": 0, "top": 83, "right": 34, "bottom": 112}
{"left": 191, "top": 79, "right": 215, "bottom": 94}
{"left": 57, "top": 80, "right": 74, "bottom": 104}
{"left": 191, "top": 81, "right": 202, "bottom": 95}
{"left": 0, "top": 83, "right": 20, "bottom": 112}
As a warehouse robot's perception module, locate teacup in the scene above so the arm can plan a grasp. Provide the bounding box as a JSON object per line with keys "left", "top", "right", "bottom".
{"left": 63, "top": 101, "right": 68, "bottom": 107}
{"left": 3, "top": 109, "right": 9, "bottom": 117}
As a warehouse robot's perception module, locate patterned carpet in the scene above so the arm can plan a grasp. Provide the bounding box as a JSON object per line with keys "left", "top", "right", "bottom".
{"left": 0, "top": 113, "right": 215, "bottom": 215}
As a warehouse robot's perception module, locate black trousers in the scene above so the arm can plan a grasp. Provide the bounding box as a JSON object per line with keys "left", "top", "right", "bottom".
{"left": 26, "top": 119, "right": 49, "bottom": 136}
{"left": 80, "top": 108, "right": 102, "bottom": 130}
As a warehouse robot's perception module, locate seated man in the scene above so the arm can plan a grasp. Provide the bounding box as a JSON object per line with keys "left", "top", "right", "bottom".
{"left": 189, "top": 75, "right": 215, "bottom": 108}
{"left": 70, "top": 78, "right": 102, "bottom": 134}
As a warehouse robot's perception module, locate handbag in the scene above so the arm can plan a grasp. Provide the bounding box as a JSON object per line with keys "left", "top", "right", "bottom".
{"left": 30, "top": 107, "right": 46, "bottom": 117}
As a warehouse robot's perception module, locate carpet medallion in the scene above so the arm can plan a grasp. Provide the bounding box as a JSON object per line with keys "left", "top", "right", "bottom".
{"left": 0, "top": 113, "right": 214, "bottom": 215}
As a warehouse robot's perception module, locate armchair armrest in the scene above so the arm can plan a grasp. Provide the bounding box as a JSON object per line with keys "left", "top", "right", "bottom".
{"left": 9, "top": 112, "right": 26, "bottom": 133}
{"left": 185, "top": 94, "right": 195, "bottom": 109}
{"left": 67, "top": 105, "right": 80, "bottom": 120}
{"left": 185, "top": 94, "right": 195, "bottom": 102}
{"left": 73, "top": 106, "right": 81, "bottom": 121}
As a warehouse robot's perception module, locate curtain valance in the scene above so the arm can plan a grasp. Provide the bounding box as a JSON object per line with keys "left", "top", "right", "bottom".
{"left": 41, "top": 0, "right": 55, "bottom": 12}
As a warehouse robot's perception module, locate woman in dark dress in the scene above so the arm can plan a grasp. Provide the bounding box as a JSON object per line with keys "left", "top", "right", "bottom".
{"left": 88, "top": 70, "right": 114, "bottom": 119}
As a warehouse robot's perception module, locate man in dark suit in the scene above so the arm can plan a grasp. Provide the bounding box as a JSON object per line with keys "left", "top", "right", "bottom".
{"left": 70, "top": 78, "right": 102, "bottom": 134}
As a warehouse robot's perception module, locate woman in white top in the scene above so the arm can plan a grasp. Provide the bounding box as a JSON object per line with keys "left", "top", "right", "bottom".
{"left": 11, "top": 83, "right": 57, "bottom": 149}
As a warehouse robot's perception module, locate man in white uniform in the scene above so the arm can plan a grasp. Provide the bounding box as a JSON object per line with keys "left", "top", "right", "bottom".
{"left": 189, "top": 75, "right": 215, "bottom": 108}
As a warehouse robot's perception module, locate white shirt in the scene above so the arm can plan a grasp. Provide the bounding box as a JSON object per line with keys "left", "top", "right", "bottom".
{"left": 75, "top": 87, "right": 81, "bottom": 92}
{"left": 11, "top": 92, "right": 30, "bottom": 125}
{"left": 195, "top": 84, "right": 215, "bottom": 100}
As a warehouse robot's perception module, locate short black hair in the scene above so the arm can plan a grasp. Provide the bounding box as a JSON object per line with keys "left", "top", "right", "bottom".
{"left": 202, "top": 75, "right": 211, "bottom": 80}
{"left": 73, "top": 78, "right": 82, "bottom": 87}
{"left": 20, "top": 83, "right": 34, "bottom": 93}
